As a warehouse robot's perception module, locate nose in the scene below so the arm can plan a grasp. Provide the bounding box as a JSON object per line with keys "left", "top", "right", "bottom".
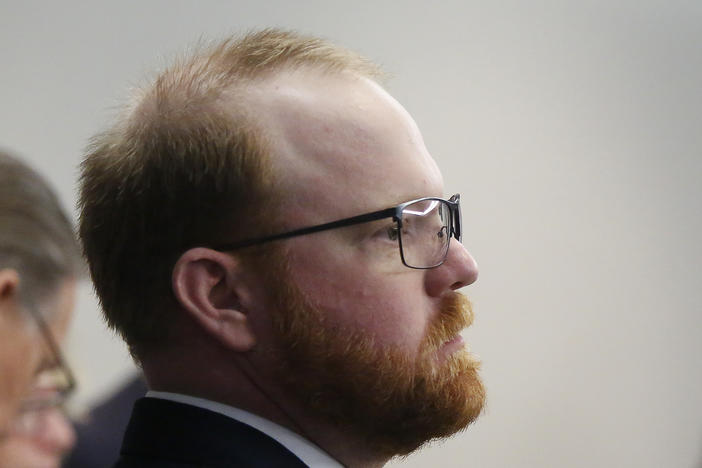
{"left": 424, "top": 240, "right": 478, "bottom": 297}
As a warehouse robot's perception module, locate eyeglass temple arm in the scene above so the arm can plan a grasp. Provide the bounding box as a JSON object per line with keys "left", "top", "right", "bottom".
{"left": 28, "top": 308, "right": 77, "bottom": 394}
{"left": 214, "top": 207, "right": 399, "bottom": 251}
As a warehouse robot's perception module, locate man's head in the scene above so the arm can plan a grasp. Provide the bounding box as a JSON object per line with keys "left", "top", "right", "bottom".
{"left": 79, "top": 29, "right": 484, "bottom": 461}
{"left": 0, "top": 151, "right": 81, "bottom": 437}
{"left": 79, "top": 29, "right": 382, "bottom": 358}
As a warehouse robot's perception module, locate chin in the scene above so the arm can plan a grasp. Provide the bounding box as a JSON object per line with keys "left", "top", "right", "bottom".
{"left": 0, "top": 439, "right": 64, "bottom": 468}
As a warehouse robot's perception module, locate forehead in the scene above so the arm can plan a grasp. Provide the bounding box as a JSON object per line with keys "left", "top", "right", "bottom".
{"left": 243, "top": 68, "right": 444, "bottom": 225}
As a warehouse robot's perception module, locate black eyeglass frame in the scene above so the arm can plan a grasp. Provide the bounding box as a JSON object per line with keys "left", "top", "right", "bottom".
{"left": 213, "top": 194, "right": 462, "bottom": 270}
{"left": 19, "top": 307, "right": 77, "bottom": 413}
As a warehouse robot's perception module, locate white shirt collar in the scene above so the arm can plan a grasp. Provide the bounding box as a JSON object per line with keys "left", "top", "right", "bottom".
{"left": 146, "top": 391, "right": 343, "bottom": 468}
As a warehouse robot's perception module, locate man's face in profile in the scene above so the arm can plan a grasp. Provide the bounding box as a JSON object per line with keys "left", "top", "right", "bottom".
{"left": 242, "top": 68, "right": 485, "bottom": 455}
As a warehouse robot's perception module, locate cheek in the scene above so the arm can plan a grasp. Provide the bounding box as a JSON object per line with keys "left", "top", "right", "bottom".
{"left": 0, "top": 334, "right": 41, "bottom": 430}
{"left": 287, "top": 239, "right": 432, "bottom": 353}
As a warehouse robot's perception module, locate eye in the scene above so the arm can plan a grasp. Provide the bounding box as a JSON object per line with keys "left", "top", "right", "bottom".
{"left": 372, "top": 223, "right": 399, "bottom": 242}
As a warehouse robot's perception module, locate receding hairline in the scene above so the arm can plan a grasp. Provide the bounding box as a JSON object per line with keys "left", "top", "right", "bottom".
{"left": 122, "top": 29, "right": 385, "bottom": 133}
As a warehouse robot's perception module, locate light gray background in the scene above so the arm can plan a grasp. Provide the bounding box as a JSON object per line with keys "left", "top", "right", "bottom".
{"left": 1, "top": 1, "right": 700, "bottom": 467}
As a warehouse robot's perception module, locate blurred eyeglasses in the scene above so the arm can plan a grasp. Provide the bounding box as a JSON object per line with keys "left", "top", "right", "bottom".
{"left": 16, "top": 307, "right": 76, "bottom": 417}
{"left": 11, "top": 388, "right": 70, "bottom": 437}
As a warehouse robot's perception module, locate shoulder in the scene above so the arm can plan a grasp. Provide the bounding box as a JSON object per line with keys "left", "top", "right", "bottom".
{"left": 116, "top": 398, "right": 308, "bottom": 467}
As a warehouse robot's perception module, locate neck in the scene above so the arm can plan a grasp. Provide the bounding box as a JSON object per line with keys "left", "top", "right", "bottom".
{"left": 234, "top": 351, "right": 392, "bottom": 468}
{"left": 287, "top": 415, "right": 390, "bottom": 467}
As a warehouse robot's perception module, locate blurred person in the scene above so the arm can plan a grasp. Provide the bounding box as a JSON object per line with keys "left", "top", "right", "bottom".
{"left": 0, "top": 150, "right": 82, "bottom": 466}
{"left": 79, "top": 29, "right": 485, "bottom": 467}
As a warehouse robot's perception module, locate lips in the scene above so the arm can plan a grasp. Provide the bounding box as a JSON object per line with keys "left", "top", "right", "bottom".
{"left": 433, "top": 334, "right": 466, "bottom": 364}
{"left": 424, "top": 292, "right": 475, "bottom": 363}
{"left": 443, "top": 334, "right": 465, "bottom": 351}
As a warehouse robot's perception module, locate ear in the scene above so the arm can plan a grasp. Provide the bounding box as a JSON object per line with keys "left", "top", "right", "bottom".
{"left": 172, "top": 248, "right": 256, "bottom": 352}
{"left": 0, "top": 268, "right": 20, "bottom": 306}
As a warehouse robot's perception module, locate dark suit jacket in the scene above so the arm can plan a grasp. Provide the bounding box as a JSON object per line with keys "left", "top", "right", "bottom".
{"left": 113, "top": 398, "right": 309, "bottom": 468}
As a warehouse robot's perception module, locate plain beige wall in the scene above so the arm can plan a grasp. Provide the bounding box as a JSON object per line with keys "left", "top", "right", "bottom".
{"left": 1, "top": 1, "right": 700, "bottom": 466}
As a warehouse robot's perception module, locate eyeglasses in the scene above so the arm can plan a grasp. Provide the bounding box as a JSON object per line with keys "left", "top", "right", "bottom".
{"left": 11, "top": 387, "right": 70, "bottom": 437}
{"left": 17, "top": 307, "right": 76, "bottom": 415}
{"left": 213, "top": 194, "right": 462, "bottom": 269}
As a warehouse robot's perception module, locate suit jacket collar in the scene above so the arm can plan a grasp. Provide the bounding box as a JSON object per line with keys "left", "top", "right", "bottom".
{"left": 117, "top": 397, "right": 309, "bottom": 467}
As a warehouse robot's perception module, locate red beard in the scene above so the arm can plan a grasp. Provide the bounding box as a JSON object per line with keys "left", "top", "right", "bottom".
{"left": 265, "top": 261, "right": 485, "bottom": 457}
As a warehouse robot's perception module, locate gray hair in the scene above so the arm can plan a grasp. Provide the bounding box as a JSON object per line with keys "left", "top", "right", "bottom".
{"left": 0, "top": 150, "right": 83, "bottom": 312}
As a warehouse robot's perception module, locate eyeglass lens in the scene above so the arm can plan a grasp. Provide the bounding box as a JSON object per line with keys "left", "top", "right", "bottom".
{"left": 14, "top": 383, "right": 66, "bottom": 435}
{"left": 19, "top": 367, "right": 72, "bottom": 413}
{"left": 399, "top": 199, "right": 452, "bottom": 268}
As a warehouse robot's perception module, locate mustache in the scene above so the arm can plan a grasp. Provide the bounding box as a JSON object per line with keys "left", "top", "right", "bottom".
{"left": 424, "top": 292, "right": 474, "bottom": 352}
